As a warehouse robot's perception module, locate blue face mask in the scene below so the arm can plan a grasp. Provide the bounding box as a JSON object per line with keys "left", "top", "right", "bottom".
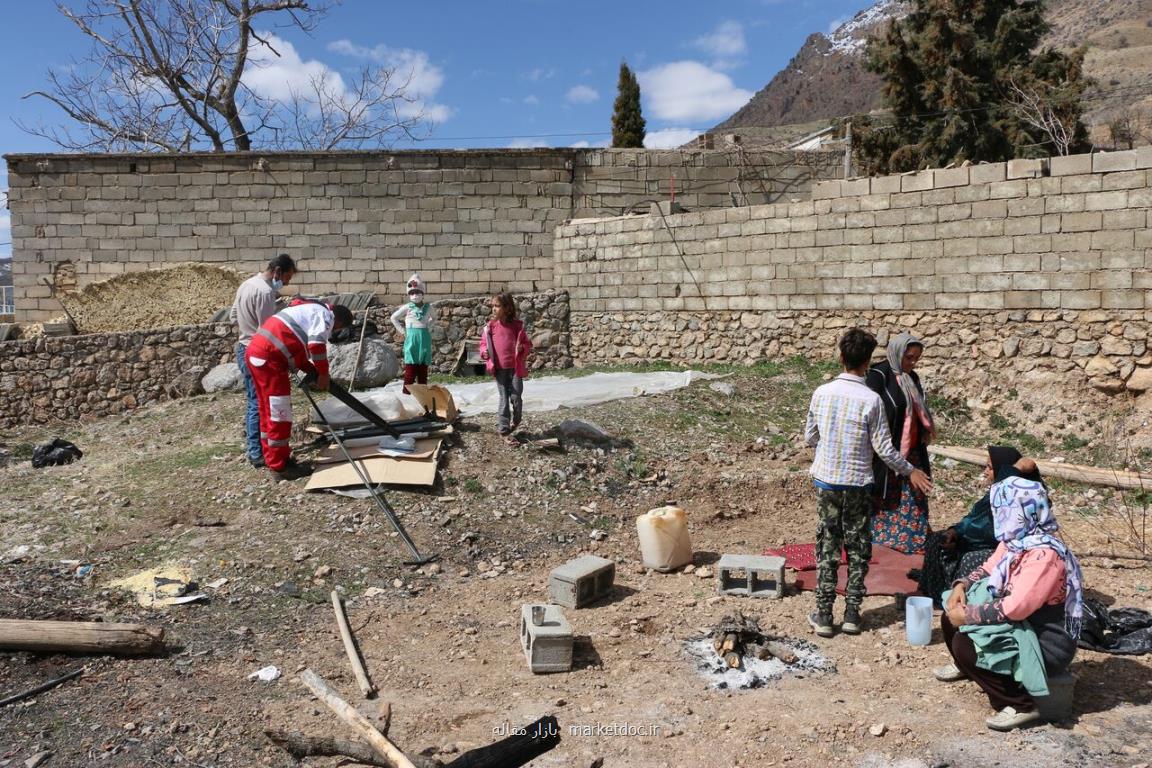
{"left": 271, "top": 278, "right": 284, "bottom": 291}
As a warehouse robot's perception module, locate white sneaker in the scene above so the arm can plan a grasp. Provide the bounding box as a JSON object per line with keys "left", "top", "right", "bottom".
{"left": 986, "top": 706, "right": 1041, "bottom": 731}
{"left": 932, "top": 663, "right": 966, "bottom": 682}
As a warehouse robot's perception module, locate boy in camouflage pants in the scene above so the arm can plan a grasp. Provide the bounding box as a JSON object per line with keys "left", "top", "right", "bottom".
{"left": 804, "top": 329, "right": 933, "bottom": 637}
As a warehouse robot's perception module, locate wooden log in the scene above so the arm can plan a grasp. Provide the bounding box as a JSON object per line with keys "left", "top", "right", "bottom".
{"left": 443, "top": 715, "right": 561, "bottom": 768}
{"left": 723, "top": 651, "right": 742, "bottom": 669}
{"left": 929, "top": 445, "right": 1152, "bottom": 491}
{"left": 297, "top": 668, "right": 417, "bottom": 768}
{"left": 265, "top": 730, "right": 394, "bottom": 767}
{"left": 763, "top": 640, "right": 798, "bottom": 665}
{"left": 0, "top": 620, "right": 165, "bottom": 656}
{"left": 331, "top": 590, "right": 376, "bottom": 696}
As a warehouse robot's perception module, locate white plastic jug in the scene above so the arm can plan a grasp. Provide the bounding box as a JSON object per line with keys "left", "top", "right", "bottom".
{"left": 905, "top": 596, "right": 934, "bottom": 646}
{"left": 636, "top": 505, "right": 693, "bottom": 572}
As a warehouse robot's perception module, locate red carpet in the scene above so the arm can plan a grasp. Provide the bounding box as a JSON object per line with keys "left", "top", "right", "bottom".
{"left": 765, "top": 543, "right": 923, "bottom": 597}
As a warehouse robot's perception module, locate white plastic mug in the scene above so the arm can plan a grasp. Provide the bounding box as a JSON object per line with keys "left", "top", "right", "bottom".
{"left": 905, "top": 596, "right": 934, "bottom": 646}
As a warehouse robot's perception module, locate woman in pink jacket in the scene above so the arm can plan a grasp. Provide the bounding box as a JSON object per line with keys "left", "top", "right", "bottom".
{"left": 478, "top": 292, "right": 534, "bottom": 445}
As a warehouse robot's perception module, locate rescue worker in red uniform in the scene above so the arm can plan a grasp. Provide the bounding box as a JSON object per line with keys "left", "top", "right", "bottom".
{"left": 246, "top": 299, "right": 353, "bottom": 480}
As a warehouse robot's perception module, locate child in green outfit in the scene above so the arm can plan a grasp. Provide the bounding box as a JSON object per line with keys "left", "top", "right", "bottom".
{"left": 390, "top": 273, "right": 435, "bottom": 393}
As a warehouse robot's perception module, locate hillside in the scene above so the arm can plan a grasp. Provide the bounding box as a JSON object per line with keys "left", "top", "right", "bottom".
{"left": 715, "top": 0, "right": 1152, "bottom": 145}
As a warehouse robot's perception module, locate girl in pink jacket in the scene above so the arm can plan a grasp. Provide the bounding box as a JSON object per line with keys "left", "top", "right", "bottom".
{"left": 478, "top": 292, "right": 534, "bottom": 444}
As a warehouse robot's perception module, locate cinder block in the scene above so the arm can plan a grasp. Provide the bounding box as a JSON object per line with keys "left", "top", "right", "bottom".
{"left": 520, "top": 604, "right": 573, "bottom": 673}
{"left": 1050, "top": 154, "right": 1093, "bottom": 177}
{"left": 969, "top": 162, "right": 1007, "bottom": 184}
{"left": 900, "top": 171, "right": 934, "bottom": 192}
{"left": 933, "top": 167, "right": 970, "bottom": 188}
{"left": 716, "top": 554, "right": 786, "bottom": 599}
{"left": 1093, "top": 151, "right": 1138, "bottom": 173}
{"left": 1035, "top": 672, "right": 1075, "bottom": 722}
{"left": 1007, "top": 158, "right": 1047, "bottom": 179}
{"left": 547, "top": 556, "right": 615, "bottom": 609}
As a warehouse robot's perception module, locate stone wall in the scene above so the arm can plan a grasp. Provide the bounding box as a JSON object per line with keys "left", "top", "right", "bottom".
{"left": 0, "top": 323, "right": 234, "bottom": 427}
{"left": 0, "top": 289, "right": 569, "bottom": 427}
{"left": 370, "top": 289, "right": 571, "bottom": 374}
{"left": 555, "top": 148, "right": 1152, "bottom": 399}
{"left": 6, "top": 148, "right": 841, "bottom": 322}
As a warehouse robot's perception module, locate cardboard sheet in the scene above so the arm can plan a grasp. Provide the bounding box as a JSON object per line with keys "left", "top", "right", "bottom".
{"left": 305, "top": 451, "right": 441, "bottom": 490}
{"left": 406, "top": 383, "right": 459, "bottom": 422}
{"left": 312, "top": 438, "right": 442, "bottom": 465}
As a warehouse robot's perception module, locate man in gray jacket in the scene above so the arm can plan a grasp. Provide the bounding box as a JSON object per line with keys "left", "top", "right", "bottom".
{"left": 230, "top": 254, "right": 296, "bottom": 467}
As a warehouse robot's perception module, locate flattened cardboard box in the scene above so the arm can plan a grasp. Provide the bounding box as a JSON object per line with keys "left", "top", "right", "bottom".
{"left": 312, "top": 438, "right": 443, "bottom": 465}
{"left": 406, "top": 384, "right": 459, "bottom": 422}
{"left": 305, "top": 446, "right": 442, "bottom": 490}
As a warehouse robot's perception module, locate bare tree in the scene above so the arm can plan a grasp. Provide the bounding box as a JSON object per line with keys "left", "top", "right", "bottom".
{"left": 1005, "top": 77, "right": 1081, "bottom": 157}
{"left": 20, "top": 0, "right": 431, "bottom": 152}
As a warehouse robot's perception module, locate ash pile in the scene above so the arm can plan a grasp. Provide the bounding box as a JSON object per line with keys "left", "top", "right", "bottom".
{"left": 685, "top": 611, "right": 835, "bottom": 689}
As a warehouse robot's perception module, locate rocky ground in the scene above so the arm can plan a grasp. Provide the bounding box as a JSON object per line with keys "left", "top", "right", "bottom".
{"left": 1, "top": 362, "right": 1151, "bottom": 768}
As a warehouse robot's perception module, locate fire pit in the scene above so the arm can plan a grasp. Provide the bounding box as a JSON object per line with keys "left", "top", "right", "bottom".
{"left": 685, "top": 611, "right": 835, "bottom": 689}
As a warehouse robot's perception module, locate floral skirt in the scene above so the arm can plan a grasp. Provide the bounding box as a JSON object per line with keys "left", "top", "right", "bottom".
{"left": 871, "top": 469, "right": 930, "bottom": 554}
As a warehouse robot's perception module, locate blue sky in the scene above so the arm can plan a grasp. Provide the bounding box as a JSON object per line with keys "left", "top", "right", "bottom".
{"left": 0, "top": 0, "right": 877, "bottom": 258}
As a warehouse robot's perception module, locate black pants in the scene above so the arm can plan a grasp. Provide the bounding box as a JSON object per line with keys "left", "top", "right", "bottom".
{"left": 942, "top": 612, "right": 1035, "bottom": 712}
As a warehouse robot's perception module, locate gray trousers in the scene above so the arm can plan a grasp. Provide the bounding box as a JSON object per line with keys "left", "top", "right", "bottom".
{"left": 494, "top": 368, "right": 524, "bottom": 433}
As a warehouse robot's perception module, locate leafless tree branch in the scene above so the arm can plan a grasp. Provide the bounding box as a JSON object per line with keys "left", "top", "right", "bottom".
{"left": 22, "top": 0, "right": 430, "bottom": 152}
{"left": 1006, "top": 76, "right": 1078, "bottom": 157}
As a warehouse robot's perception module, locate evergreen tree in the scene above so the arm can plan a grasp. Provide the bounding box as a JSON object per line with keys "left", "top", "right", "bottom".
{"left": 862, "top": 0, "right": 1090, "bottom": 173}
{"left": 611, "top": 62, "right": 646, "bottom": 148}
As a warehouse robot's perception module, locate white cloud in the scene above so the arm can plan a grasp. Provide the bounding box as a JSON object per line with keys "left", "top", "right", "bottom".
{"left": 565, "top": 85, "right": 599, "bottom": 104}
{"left": 507, "top": 137, "right": 551, "bottom": 149}
{"left": 569, "top": 138, "right": 611, "bottom": 148}
{"left": 524, "top": 67, "right": 555, "bottom": 82}
{"left": 693, "top": 20, "right": 747, "bottom": 66}
{"left": 247, "top": 34, "right": 347, "bottom": 104}
{"left": 638, "top": 61, "right": 753, "bottom": 123}
{"left": 326, "top": 38, "right": 452, "bottom": 122}
{"left": 644, "top": 128, "right": 701, "bottom": 149}
{"left": 523, "top": 94, "right": 540, "bottom": 105}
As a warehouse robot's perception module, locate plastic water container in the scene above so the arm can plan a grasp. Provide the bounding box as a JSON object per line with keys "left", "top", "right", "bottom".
{"left": 636, "top": 505, "right": 693, "bottom": 572}
{"left": 905, "top": 596, "right": 934, "bottom": 646}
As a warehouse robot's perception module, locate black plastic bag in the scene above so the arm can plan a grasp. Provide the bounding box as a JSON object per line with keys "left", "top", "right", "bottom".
{"left": 1078, "top": 597, "right": 1152, "bottom": 655}
{"left": 31, "top": 438, "right": 83, "bottom": 469}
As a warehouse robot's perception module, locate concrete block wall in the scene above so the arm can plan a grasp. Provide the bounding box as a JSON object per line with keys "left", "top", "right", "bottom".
{"left": 6, "top": 148, "right": 841, "bottom": 322}
{"left": 554, "top": 148, "right": 1152, "bottom": 397}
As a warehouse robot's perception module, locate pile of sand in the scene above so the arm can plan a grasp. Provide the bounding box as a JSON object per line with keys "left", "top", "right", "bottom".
{"left": 57, "top": 264, "right": 243, "bottom": 333}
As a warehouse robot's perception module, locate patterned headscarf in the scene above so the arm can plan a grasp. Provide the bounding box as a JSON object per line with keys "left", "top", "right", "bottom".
{"left": 988, "top": 476, "right": 1084, "bottom": 638}
{"left": 885, "top": 332, "right": 934, "bottom": 456}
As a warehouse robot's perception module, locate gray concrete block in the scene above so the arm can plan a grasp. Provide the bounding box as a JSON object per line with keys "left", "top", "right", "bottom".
{"left": 548, "top": 555, "right": 615, "bottom": 608}
{"left": 716, "top": 554, "right": 785, "bottom": 598}
{"left": 520, "top": 604, "right": 573, "bottom": 673}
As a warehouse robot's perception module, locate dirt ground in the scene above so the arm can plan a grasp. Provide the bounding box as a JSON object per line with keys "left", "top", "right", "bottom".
{"left": 1, "top": 363, "right": 1151, "bottom": 768}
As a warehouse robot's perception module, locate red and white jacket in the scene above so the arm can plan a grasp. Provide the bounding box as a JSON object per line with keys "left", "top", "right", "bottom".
{"left": 253, "top": 299, "right": 335, "bottom": 377}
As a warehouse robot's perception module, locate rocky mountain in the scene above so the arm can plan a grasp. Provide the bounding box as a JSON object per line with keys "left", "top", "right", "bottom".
{"left": 715, "top": 0, "right": 1152, "bottom": 144}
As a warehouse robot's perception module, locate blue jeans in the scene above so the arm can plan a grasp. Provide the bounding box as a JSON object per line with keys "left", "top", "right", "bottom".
{"left": 236, "top": 343, "right": 262, "bottom": 461}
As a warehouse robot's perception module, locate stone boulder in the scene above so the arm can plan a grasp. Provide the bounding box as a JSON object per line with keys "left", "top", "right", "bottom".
{"left": 328, "top": 336, "right": 400, "bottom": 388}
{"left": 202, "top": 362, "right": 243, "bottom": 393}
{"left": 167, "top": 365, "right": 208, "bottom": 398}
{"left": 1126, "top": 367, "right": 1152, "bottom": 393}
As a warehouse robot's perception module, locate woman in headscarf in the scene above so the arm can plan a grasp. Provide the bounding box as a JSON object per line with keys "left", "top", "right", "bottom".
{"left": 916, "top": 446, "right": 1034, "bottom": 606}
{"left": 866, "top": 332, "right": 934, "bottom": 553}
{"left": 934, "top": 467, "right": 1084, "bottom": 731}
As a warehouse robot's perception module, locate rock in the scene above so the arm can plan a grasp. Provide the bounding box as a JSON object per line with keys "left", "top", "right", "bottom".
{"left": 328, "top": 336, "right": 400, "bottom": 388}
{"left": 1126, "top": 367, "right": 1152, "bottom": 393}
{"left": 709, "top": 381, "right": 735, "bottom": 396}
{"left": 695, "top": 567, "right": 713, "bottom": 579}
{"left": 869, "top": 723, "right": 887, "bottom": 737}
{"left": 24, "top": 751, "right": 52, "bottom": 768}
{"left": 1091, "top": 376, "right": 1126, "bottom": 394}
{"left": 166, "top": 365, "right": 208, "bottom": 398}
{"left": 1084, "top": 356, "right": 1118, "bottom": 377}
{"left": 364, "top": 586, "right": 386, "bottom": 598}
{"left": 1002, "top": 337, "right": 1020, "bottom": 358}
{"left": 202, "top": 362, "right": 243, "bottom": 393}
{"left": 556, "top": 419, "right": 614, "bottom": 447}
{"left": 313, "top": 565, "right": 332, "bottom": 579}
{"left": 590, "top": 529, "right": 608, "bottom": 541}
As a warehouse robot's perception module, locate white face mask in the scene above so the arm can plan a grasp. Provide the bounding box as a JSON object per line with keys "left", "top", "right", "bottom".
{"left": 409, "top": 292, "right": 424, "bottom": 304}
{"left": 271, "top": 279, "right": 284, "bottom": 291}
